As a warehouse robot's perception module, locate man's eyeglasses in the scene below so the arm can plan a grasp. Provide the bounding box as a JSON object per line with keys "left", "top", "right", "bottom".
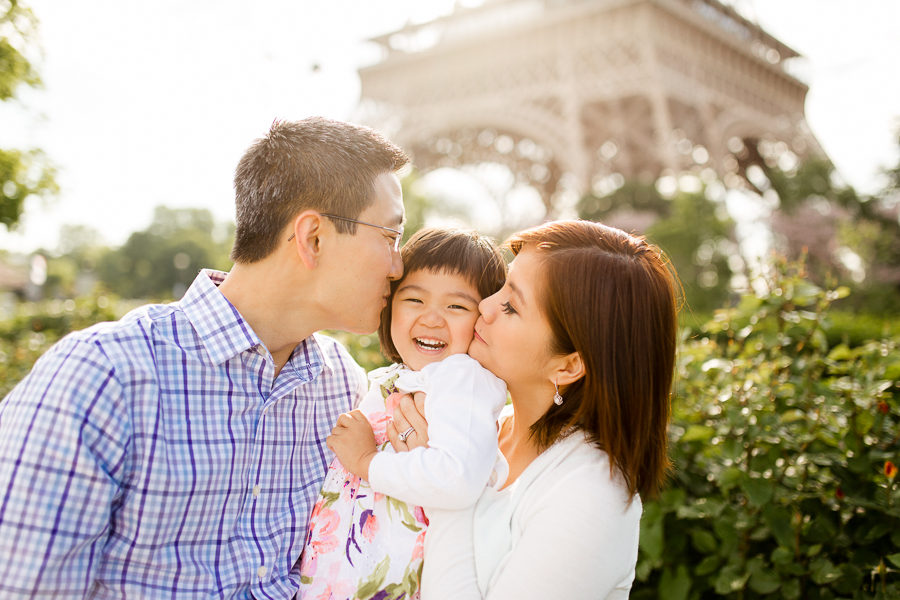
{"left": 288, "top": 214, "right": 404, "bottom": 252}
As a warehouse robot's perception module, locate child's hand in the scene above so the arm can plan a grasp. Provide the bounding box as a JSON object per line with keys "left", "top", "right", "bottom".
{"left": 326, "top": 410, "right": 377, "bottom": 480}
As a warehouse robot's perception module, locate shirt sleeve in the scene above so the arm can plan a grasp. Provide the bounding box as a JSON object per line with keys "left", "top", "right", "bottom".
{"left": 0, "top": 336, "right": 131, "bottom": 597}
{"left": 421, "top": 464, "right": 642, "bottom": 600}
{"left": 367, "top": 355, "right": 507, "bottom": 510}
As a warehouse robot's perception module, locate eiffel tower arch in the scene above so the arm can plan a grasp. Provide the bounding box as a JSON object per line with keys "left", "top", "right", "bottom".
{"left": 357, "top": 0, "right": 825, "bottom": 217}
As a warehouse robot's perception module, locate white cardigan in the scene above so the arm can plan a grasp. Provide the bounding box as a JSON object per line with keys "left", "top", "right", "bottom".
{"left": 422, "top": 407, "right": 642, "bottom": 600}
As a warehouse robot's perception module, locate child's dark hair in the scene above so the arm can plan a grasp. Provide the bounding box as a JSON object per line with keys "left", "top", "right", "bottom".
{"left": 378, "top": 227, "right": 507, "bottom": 364}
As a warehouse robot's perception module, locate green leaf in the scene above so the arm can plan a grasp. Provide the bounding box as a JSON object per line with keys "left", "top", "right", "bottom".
{"left": 658, "top": 565, "right": 692, "bottom": 600}
{"left": 714, "top": 564, "right": 750, "bottom": 594}
{"left": 719, "top": 467, "right": 743, "bottom": 492}
{"left": 695, "top": 555, "right": 720, "bottom": 576}
{"left": 321, "top": 490, "right": 341, "bottom": 508}
{"left": 682, "top": 425, "right": 715, "bottom": 443}
{"left": 690, "top": 529, "right": 717, "bottom": 554}
{"left": 782, "top": 578, "right": 801, "bottom": 600}
{"left": 771, "top": 547, "right": 794, "bottom": 565}
{"left": 355, "top": 555, "right": 391, "bottom": 599}
{"left": 722, "top": 437, "right": 744, "bottom": 459}
{"left": 640, "top": 503, "right": 664, "bottom": 563}
{"left": 859, "top": 521, "right": 893, "bottom": 544}
{"left": 659, "top": 487, "right": 687, "bottom": 513}
{"left": 742, "top": 475, "right": 774, "bottom": 507}
{"left": 809, "top": 557, "right": 843, "bottom": 585}
{"left": 833, "top": 286, "right": 851, "bottom": 299}
{"left": 781, "top": 409, "right": 806, "bottom": 423}
{"left": 889, "top": 554, "right": 900, "bottom": 569}
{"left": 749, "top": 565, "right": 782, "bottom": 594}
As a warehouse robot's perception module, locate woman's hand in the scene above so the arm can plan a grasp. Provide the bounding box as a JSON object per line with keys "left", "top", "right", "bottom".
{"left": 387, "top": 392, "right": 429, "bottom": 452}
{"left": 326, "top": 410, "right": 377, "bottom": 480}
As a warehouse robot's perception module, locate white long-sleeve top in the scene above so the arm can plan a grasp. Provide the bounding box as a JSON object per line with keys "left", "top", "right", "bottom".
{"left": 364, "top": 354, "right": 509, "bottom": 510}
{"left": 421, "top": 406, "right": 643, "bottom": 600}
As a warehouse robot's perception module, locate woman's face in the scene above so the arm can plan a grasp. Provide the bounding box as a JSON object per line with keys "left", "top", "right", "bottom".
{"left": 469, "top": 247, "right": 555, "bottom": 394}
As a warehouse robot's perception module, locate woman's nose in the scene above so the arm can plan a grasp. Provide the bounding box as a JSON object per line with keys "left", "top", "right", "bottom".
{"left": 479, "top": 293, "right": 498, "bottom": 323}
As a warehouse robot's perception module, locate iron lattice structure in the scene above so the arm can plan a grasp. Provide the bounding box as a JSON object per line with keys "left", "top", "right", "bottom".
{"left": 356, "top": 0, "right": 825, "bottom": 216}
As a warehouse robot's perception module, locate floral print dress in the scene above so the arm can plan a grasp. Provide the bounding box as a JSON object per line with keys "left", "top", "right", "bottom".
{"left": 298, "top": 364, "right": 428, "bottom": 600}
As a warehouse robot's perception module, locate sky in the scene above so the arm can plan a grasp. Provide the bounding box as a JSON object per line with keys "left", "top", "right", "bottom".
{"left": 1, "top": 0, "right": 898, "bottom": 255}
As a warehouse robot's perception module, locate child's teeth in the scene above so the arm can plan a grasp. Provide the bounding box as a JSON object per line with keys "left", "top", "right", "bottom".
{"left": 416, "top": 338, "right": 446, "bottom": 349}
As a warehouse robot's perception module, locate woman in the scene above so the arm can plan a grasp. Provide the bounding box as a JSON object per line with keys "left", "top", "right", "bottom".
{"left": 386, "top": 219, "right": 678, "bottom": 599}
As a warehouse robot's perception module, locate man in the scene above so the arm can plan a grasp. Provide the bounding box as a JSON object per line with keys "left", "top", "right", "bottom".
{"left": 0, "top": 118, "right": 409, "bottom": 597}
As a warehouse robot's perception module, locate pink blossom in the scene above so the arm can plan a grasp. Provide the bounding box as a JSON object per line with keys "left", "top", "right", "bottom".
{"left": 315, "top": 562, "right": 354, "bottom": 600}
{"left": 308, "top": 504, "right": 341, "bottom": 554}
{"left": 361, "top": 512, "right": 380, "bottom": 542}
{"left": 412, "top": 530, "right": 427, "bottom": 561}
{"left": 368, "top": 410, "right": 393, "bottom": 445}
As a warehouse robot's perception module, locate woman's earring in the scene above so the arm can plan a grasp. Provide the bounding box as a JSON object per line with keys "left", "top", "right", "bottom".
{"left": 553, "top": 380, "right": 564, "bottom": 405}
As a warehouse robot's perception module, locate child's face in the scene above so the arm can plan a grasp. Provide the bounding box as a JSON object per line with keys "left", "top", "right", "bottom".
{"left": 390, "top": 269, "right": 482, "bottom": 371}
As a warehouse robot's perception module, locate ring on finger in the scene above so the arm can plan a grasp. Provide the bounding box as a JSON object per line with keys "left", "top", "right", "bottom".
{"left": 398, "top": 426, "right": 416, "bottom": 442}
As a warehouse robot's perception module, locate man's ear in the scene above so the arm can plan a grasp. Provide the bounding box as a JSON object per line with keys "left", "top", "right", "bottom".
{"left": 291, "top": 211, "right": 326, "bottom": 270}
{"left": 552, "top": 351, "right": 585, "bottom": 387}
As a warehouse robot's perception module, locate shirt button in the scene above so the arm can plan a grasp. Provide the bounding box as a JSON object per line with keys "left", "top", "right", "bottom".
{"left": 253, "top": 485, "right": 261, "bottom": 498}
{"left": 257, "top": 565, "right": 267, "bottom": 578}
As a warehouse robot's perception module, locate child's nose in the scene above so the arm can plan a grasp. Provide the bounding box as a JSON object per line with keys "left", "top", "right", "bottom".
{"left": 418, "top": 308, "right": 445, "bottom": 327}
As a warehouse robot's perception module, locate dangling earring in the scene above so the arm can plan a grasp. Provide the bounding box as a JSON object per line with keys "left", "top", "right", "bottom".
{"left": 553, "top": 380, "right": 564, "bottom": 405}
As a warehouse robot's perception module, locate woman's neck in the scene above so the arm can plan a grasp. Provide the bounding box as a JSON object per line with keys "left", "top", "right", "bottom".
{"left": 498, "top": 393, "right": 545, "bottom": 489}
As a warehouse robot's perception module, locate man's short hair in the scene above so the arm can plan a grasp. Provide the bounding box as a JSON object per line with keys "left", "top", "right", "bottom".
{"left": 230, "top": 117, "right": 410, "bottom": 264}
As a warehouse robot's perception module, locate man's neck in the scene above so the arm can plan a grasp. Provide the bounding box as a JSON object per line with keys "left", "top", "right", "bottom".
{"left": 217, "top": 260, "right": 325, "bottom": 376}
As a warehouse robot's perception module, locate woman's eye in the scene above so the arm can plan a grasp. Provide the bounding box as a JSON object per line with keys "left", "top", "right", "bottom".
{"left": 501, "top": 301, "right": 517, "bottom": 315}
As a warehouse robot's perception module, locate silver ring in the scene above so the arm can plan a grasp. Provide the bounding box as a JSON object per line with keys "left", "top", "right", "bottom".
{"left": 398, "top": 426, "right": 415, "bottom": 442}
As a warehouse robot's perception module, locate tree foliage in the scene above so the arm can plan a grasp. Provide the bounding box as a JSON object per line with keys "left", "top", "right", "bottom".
{"left": 0, "top": 0, "right": 57, "bottom": 230}
{"left": 633, "top": 258, "right": 900, "bottom": 599}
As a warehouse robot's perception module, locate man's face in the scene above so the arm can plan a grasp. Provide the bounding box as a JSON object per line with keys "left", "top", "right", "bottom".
{"left": 326, "top": 171, "right": 404, "bottom": 334}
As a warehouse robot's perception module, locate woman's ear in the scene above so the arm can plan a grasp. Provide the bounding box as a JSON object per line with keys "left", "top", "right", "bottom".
{"left": 291, "top": 211, "right": 325, "bottom": 269}
{"left": 552, "top": 352, "right": 585, "bottom": 387}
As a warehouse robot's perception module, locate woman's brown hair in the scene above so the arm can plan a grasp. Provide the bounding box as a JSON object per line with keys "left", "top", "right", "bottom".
{"left": 506, "top": 220, "right": 678, "bottom": 499}
{"left": 378, "top": 227, "right": 507, "bottom": 364}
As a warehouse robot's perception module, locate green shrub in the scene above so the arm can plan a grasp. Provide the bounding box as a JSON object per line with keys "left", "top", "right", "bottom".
{"left": 0, "top": 295, "right": 119, "bottom": 398}
{"left": 633, "top": 258, "right": 900, "bottom": 599}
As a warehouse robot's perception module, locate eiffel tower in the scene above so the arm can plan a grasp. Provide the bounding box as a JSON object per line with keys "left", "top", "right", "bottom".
{"left": 356, "top": 0, "right": 825, "bottom": 216}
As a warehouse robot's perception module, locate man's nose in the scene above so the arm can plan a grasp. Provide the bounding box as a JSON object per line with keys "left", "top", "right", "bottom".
{"left": 389, "top": 249, "right": 403, "bottom": 281}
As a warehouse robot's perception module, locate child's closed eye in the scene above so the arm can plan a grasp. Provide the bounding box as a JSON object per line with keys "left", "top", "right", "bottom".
{"left": 501, "top": 301, "right": 517, "bottom": 315}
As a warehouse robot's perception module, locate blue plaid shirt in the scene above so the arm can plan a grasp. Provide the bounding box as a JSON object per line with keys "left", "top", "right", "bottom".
{"left": 0, "top": 270, "right": 367, "bottom": 598}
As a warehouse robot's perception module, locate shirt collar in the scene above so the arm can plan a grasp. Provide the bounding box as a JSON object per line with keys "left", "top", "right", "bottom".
{"left": 287, "top": 333, "right": 336, "bottom": 380}
{"left": 178, "top": 269, "right": 262, "bottom": 365}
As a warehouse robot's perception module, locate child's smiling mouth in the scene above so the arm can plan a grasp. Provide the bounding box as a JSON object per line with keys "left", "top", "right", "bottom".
{"left": 415, "top": 337, "right": 447, "bottom": 350}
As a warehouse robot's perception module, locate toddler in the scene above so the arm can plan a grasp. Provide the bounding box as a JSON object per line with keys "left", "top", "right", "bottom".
{"left": 297, "top": 227, "right": 508, "bottom": 600}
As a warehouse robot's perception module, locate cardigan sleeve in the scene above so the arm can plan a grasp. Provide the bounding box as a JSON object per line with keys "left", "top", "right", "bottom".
{"left": 367, "top": 355, "right": 507, "bottom": 509}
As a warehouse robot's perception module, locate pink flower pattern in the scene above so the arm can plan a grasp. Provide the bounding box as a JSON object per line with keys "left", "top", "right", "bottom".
{"left": 297, "top": 379, "right": 428, "bottom": 600}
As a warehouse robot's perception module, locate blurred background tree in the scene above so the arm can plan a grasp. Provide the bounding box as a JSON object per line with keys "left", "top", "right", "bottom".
{"left": 0, "top": 0, "right": 57, "bottom": 230}
{"left": 578, "top": 179, "right": 736, "bottom": 315}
